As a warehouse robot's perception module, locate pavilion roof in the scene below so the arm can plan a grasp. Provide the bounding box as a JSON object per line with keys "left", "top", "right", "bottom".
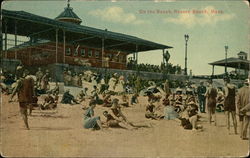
{"left": 2, "top": 9, "right": 172, "bottom": 54}
{"left": 209, "top": 57, "right": 250, "bottom": 70}
{"left": 55, "top": 6, "right": 82, "bottom": 24}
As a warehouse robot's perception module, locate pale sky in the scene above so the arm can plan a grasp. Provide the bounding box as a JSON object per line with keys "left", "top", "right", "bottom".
{"left": 2, "top": 0, "right": 249, "bottom": 75}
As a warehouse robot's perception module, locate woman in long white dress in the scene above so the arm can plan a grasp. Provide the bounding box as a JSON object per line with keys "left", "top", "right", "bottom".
{"left": 115, "top": 75, "right": 125, "bottom": 95}
{"left": 108, "top": 73, "right": 117, "bottom": 92}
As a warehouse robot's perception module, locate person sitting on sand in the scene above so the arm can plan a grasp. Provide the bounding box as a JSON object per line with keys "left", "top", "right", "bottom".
{"left": 187, "top": 101, "right": 200, "bottom": 130}
{"left": 77, "top": 89, "right": 87, "bottom": 103}
{"left": 111, "top": 98, "right": 150, "bottom": 129}
{"left": 179, "top": 101, "right": 202, "bottom": 131}
{"left": 46, "top": 82, "right": 59, "bottom": 95}
{"left": 102, "top": 111, "right": 136, "bottom": 130}
{"left": 175, "top": 100, "right": 184, "bottom": 113}
{"left": 145, "top": 100, "right": 159, "bottom": 120}
{"left": 103, "top": 93, "right": 112, "bottom": 107}
{"left": 146, "top": 91, "right": 161, "bottom": 103}
{"left": 83, "top": 100, "right": 102, "bottom": 130}
{"left": 102, "top": 111, "right": 121, "bottom": 127}
{"left": 111, "top": 98, "right": 128, "bottom": 122}
{"left": 164, "top": 97, "right": 179, "bottom": 120}
{"left": 163, "top": 94, "right": 170, "bottom": 106}
{"left": 111, "top": 98, "right": 138, "bottom": 127}
{"left": 61, "top": 89, "right": 79, "bottom": 105}
{"left": 41, "top": 92, "right": 57, "bottom": 110}
{"left": 185, "top": 94, "right": 196, "bottom": 105}
{"left": 102, "top": 110, "right": 132, "bottom": 129}
{"left": 130, "top": 93, "right": 139, "bottom": 105}
{"left": 120, "top": 94, "right": 129, "bottom": 107}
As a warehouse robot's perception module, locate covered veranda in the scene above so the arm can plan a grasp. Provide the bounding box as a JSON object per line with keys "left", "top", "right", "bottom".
{"left": 209, "top": 57, "right": 250, "bottom": 78}
{"left": 1, "top": 9, "right": 172, "bottom": 67}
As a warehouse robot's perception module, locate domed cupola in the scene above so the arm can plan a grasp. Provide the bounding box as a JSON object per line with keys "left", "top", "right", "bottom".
{"left": 55, "top": 0, "right": 82, "bottom": 25}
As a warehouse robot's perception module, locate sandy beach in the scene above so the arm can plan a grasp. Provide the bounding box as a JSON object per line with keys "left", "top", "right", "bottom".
{"left": 0, "top": 94, "right": 249, "bottom": 157}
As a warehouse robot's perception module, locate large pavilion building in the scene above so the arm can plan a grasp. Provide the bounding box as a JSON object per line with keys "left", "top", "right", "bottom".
{"left": 209, "top": 51, "right": 249, "bottom": 77}
{"left": 1, "top": 2, "right": 172, "bottom": 81}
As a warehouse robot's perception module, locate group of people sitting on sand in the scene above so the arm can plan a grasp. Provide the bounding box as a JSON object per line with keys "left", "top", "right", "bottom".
{"left": 2, "top": 65, "right": 249, "bottom": 140}
{"left": 79, "top": 75, "right": 249, "bottom": 140}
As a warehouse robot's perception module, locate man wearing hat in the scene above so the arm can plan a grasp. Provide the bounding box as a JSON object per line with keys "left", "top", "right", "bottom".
{"left": 205, "top": 79, "right": 218, "bottom": 125}
{"left": 163, "top": 79, "right": 171, "bottom": 96}
{"left": 187, "top": 101, "right": 199, "bottom": 130}
{"left": 103, "top": 111, "right": 121, "bottom": 128}
{"left": 9, "top": 69, "right": 35, "bottom": 130}
{"left": 237, "top": 79, "right": 250, "bottom": 140}
{"left": 197, "top": 81, "right": 206, "bottom": 113}
{"left": 40, "top": 69, "right": 50, "bottom": 93}
{"left": 15, "top": 63, "right": 24, "bottom": 80}
{"left": 35, "top": 67, "right": 43, "bottom": 88}
{"left": 61, "top": 89, "right": 79, "bottom": 104}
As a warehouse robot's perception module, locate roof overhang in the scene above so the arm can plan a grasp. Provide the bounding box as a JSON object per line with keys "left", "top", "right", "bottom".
{"left": 2, "top": 9, "right": 173, "bottom": 54}
{"left": 209, "top": 57, "right": 250, "bottom": 70}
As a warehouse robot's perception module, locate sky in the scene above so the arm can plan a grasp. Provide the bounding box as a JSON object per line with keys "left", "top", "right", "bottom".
{"left": 2, "top": 0, "right": 249, "bottom": 75}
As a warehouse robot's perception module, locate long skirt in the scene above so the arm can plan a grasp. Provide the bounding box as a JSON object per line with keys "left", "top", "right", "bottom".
{"left": 83, "top": 116, "right": 100, "bottom": 129}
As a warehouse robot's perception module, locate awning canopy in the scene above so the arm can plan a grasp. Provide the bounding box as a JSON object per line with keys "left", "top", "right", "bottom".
{"left": 209, "top": 57, "right": 250, "bottom": 70}
{"left": 2, "top": 9, "right": 173, "bottom": 54}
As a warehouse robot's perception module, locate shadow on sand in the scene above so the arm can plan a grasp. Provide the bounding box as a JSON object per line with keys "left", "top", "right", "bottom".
{"left": 31, "top": 127, "right": 72, "bottom": 131}
{"left": 30, "top": 114, "right": 69, "bottom": 119}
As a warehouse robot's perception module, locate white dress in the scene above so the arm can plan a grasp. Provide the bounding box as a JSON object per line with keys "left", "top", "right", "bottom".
{"left": 108, "top": 77, "right": 117, "bottom": 91}
{"left": 115, "top": 79, "right": 125, "bottom": 93}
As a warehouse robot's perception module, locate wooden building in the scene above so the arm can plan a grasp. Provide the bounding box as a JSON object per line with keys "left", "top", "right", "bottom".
{"left": 209, "top": 51, "right": 249, "bottom": 76}
{"left": 1, "top": 2, "right": 172, "bottom": 80}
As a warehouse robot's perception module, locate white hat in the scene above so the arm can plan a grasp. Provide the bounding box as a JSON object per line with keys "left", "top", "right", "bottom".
{"left": 176, "top": 88, "right": 182, "bottom": 92}
{"left": 244, "top": 79, "right": 249, "bottom": 85}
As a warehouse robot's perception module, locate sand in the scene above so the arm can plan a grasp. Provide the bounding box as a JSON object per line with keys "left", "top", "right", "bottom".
{"left": 0, "top": 94, "right": 249, "bottom": 157}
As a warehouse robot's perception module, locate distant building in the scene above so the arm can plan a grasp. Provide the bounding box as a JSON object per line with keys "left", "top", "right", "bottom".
{"left": 209, "top": 51, "right": 249, "bottom": 77}
{"left": 237, "top": 51, "right": 248, "bottom": 60}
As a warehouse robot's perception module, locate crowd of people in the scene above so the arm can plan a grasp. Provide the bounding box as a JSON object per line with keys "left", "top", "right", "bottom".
{"left": 126, "top": 59, "right": 182, "bottom": 74}
{"left": 1, "top": 65, "right": 249, "bottom": 141}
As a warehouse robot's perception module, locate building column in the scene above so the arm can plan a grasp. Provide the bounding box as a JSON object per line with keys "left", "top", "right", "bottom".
{"left": 14, "top": 20, "right": 18, "bottom": 59}
{"left": 135, "top": 45, "right": 138, "bottom": 64}
{"left": 55, "top": 28, "right": 58, "bottom": 63}
{"left": 162, "top": 49, "right": 165, "bottom": 64}
{"left": 102, "top": 38, "right": 104, "bottom": 67}
{"left": 212, "top": 65, "right": 215, "bottom": 76}
{"left": 244, "top": 69, "right": 247, "bottom": 76}
{"left": 237, "top": 63, "right": 241, "bottom": 75}
{"left": 63, "top": 29, "right": 66, "bottom": 63}
{"left": 4, "top": 20, "right": 7, "bottom": 58}
{"left": 29, "top": 48, "right": 31, "bottom": 65}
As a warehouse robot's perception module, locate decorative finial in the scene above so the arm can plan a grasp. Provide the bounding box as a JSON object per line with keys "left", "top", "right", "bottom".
{"left": 67, "top": 0, "right": 70, "bottom": 8}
